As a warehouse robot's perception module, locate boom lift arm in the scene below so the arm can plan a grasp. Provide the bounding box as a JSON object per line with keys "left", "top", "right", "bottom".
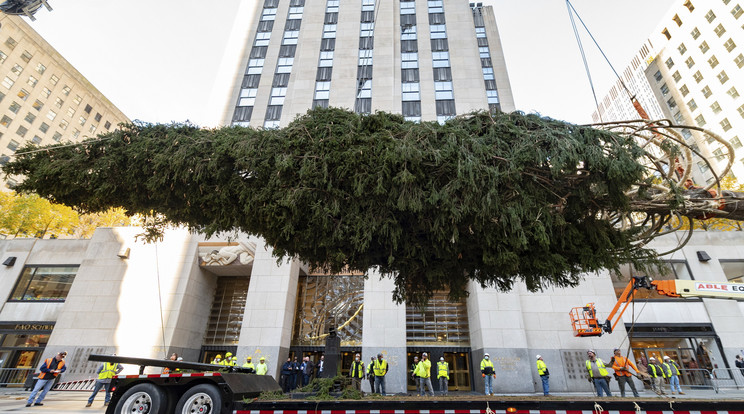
{"left": 570, "top": 276, "right": 744, "bottom": 337}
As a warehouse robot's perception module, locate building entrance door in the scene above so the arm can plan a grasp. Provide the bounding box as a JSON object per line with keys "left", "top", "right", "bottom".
{"left": 444, "top": 351, "right": 471, "bottom": 391}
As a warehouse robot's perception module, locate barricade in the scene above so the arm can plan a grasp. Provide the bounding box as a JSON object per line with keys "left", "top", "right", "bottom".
{"left": 711, "top": 367, "right": 744, "bottom": 390}
{"left": 53, "top": 377, "right": 96, "bottom": 391}
{"left": 0, "top": 367, "right": 34, "bottom": 387}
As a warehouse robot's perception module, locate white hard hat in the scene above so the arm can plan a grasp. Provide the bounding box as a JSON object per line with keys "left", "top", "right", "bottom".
{"left": 484, "top": 353, "right": 490, "bottom": 357}
{"left": 440, "top": 357, "right": 444, "bottom": 361}
{"left": 536, "top": 355, "right": 542, "bottom": 359}
{"left": 663, "top": 356, "right": 670, "bottom": 360}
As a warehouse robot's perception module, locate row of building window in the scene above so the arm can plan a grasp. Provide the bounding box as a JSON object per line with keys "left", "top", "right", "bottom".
{"left": 663, "top": 3, "right": 743, "bottom": 40}
{"left": 400, "top": 0, "right": 420, "bottom": 121}
{"left": 354, "top": 0, "right": 375, "bottom": 115}
{"left": 312, "top": 0, "right": 339, "bottom": 109}
{"left": 472, "top": 5, "right": 499, "bottom": 114}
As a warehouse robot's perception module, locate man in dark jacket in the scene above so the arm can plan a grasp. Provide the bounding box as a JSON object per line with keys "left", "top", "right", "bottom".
{"left": 280, "top": 357, "right": 293, "bottom": 392}
{"left": 27, "top": 351, "right": 67, "bottom": 407}
{"left": 301, "top": 356, "right": 314, "bottom": 387}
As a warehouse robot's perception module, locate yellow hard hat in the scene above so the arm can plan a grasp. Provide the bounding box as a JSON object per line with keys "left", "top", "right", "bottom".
{"left": 247, "top": 356, "right": 252, "bottom": 360}
{"left": 215, "top": 354, "right": 222, "bottom": 359}
{"left": 232, "top": 356, "right": 237, "bottom": 361}
{"left": 226, "top": 352, "right": 233, "bottom": 357}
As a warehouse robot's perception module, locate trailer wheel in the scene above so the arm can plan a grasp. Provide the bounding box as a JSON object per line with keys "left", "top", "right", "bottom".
{"left": 174, "top": 383, "right": 222, "bottom": 414}
{"left": 114, "top": 383, "right": 168, "bottom": 414}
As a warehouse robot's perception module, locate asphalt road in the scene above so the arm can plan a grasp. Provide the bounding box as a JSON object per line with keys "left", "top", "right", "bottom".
{"left": 0, "top": 391, "right": 104, "bottom": 413}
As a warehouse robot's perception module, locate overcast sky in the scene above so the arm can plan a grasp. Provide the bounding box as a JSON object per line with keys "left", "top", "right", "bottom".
{"left": 28, "top": 0, "right": 677, "bottom": 127}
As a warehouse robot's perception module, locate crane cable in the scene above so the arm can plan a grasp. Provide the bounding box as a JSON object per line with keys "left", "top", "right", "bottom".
{"left": 565, "top": 0, "right": 638, "bottom": 122}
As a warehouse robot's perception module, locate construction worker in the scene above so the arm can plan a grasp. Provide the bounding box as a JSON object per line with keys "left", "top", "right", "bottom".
{"left": 26, "top": 351, "right": 67, "bottom": 407}
{"left": 211, "top": 354, "right": 223, "bottom": 365}
{"left": 416, "top": 352, "right": 434, "bottom": 396}
{"left": 585, "top": 350, "right": 612, "bottom": 397}
{"left": 256, "top": 357, "right": 268, "bottom": 375}
{"left": 647, "top": 357, "right": 666, "bottom": 394}
{"left": 86, "top": 356, "right": 122, "bottom": 407}
{"left": 480, "top": 352, "right": 495, "bottom": 395}
{"left": 437, "top": 356, "right": 449, "bottom": 396}
{"left": 662, "top": 356, "right": 684, "bottom": 394}
{"left": 536, "top": 355, "right": 550, "bottom": 396}
{"left": 368, "top": 356, "right": 376, "bottom": 392}
{"left": 242, "top": 356, "right": 255, "bottom": 373}
{"left": 410, "top": 356, "right": 420, "bottom": 392}
{"left": 611, "top": 348, "right": 640, "bottom": 397}
{"left": 373, "top": 353, "right": 388, "bottom": 395}
{"left": 222, "top": 352, "right": 234, "bottom": 366}
{"left": 231, "top": 356, "right": 238, "bottom": 366}
{"left": 349, "top": 353, "right": 365, "bottom": 391}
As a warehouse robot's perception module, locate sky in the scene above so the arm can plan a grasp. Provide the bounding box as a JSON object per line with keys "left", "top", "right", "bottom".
{"left": 27, "top": 0, "right": 677, "bottom": 127}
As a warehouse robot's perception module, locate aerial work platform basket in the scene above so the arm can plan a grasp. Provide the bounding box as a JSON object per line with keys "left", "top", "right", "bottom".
{"left": 569, "top": 303, "right": 604, "bottom": 337}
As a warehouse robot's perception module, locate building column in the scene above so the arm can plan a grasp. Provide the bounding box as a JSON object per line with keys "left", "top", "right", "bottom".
{"left": 361, "top": 270, "right": 407, "bottom": 394}
{"left": 236, "top": 238, "right": 301, "bottom": 379}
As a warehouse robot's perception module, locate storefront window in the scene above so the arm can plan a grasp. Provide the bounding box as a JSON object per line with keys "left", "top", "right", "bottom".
{"left": 203, "top": 277, "right": 250, "bottom": 345}
{"left": 9, "top": 266, "right": 78, "bottom": 301}
{"left": 406, "top": 292, "right": 469, "bottom": 345}
{"left": 720, "top": 260, "right": 744, "bottom": 283}
{"left": 611, "top": 261, "right": 692, "bottom": 300}
{"left": 631, "top": 336, "right": 723, "bottom": 387}
{"left": 292, "top": 274, "right": 364, "bottom": 346}
{"left": 1, "top": 334, "right": 49, "bottom": 348}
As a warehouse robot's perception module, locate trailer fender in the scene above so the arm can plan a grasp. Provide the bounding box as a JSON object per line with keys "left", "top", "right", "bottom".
{"left": 113, "top": 382, "right": 168, "bottom": 414}
{"left": 174, "top": 383, "right": 223, "bottom": 414}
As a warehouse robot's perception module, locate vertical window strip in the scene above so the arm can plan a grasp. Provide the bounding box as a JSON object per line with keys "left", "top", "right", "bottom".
{"left": 355, "top": 0, "right": 376, "bottom": 114}
{"left": 314, "top": 0, "right": 339, "bottom": 108}
{"left": 232, "top": 0, "right": 278, "bottom": 126}
{"left": 400, "top": 0, "right": 420, "bottom": 122}
{"left": 471, "top": 4, "right": 499, "bottom": 113}
{"left": 265, "top": 1, "right": 305, "bottom": 129}
{"left": 429, "top": 0, "right": 454, "bottom": 123}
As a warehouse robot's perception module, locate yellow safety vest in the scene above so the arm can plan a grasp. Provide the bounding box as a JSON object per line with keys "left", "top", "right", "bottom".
{"left": 480, "top": 358, "right": 494, "bottom": 373}
{"left": 437, "top": 361, "right": 449, "bottom": 379}
{"left": 242, "top": 362, "right": 255, "bottom": 371}
{"left": 98, "top": 363, "right": 118, "bottom": 380}
{"left": 256, "top": 363, "right": 268, "bottom": 375}
{"left": 536, "top": 360, "right": 548, "bottom": 376}
{"left": 350, "top": 361, "right": 365, "bottom": 378}
{"left": 585, "top": 358, "right": 609, "bottom": 377}
{"left": 416, "top": 359, "right": 431, "bottom": 378}
{"left": 373, "top": 359, "right": 388, "bottom": 377}
{"left": 648, "top": 363, "right": 666, "bottom": 378}
{"left": 663, "top": 361, "right": 680, "bottom": 376}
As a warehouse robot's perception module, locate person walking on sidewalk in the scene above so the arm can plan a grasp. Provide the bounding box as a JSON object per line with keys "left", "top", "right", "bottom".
{"left": 611, "top": 348, "right": 640, "bottom": 398}
{"left": 86, "top": 357, "right": 123, "bottom": 407}
{"left": 27, "top": 351, "right": 67, "bottom": 407}
{"left": 536, "top": 355, "right": 550, "bottom": 396}
{"left": 480, "top": 353, "right": 495, "bottom": 395}
{"left": 437, "top": 357, "right": 449, "bottom": 396}
{"left": 662, "top": 356, "right": 684, "bottom": 395}
{"left": 585, "top": 350, "right": 612, "bottom": 397}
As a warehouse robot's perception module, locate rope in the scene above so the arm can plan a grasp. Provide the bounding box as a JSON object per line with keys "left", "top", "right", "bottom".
{"left": 633, "top": 401, "right": 642, "bottom": 413}
{"left": 566, "top": 0, "right": 602, "bottom": 122}
{"left": 593, "top": 402, "right": 605, "bottom": 414}
{"left": 484, "top": 402, "right": 495, "bottom": 414}
{"left": 154, "top": 242, "right": 168, "bottom": 359}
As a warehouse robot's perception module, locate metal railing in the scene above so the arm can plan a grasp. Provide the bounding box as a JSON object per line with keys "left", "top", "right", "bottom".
{"left": 711, "top": 367, "right": 744, "bottom": 391}
{"left": 54, "top": 378, "right": 96, "bottom": 391}
{"left": 0, "top": 367, "right": 34, "bottom": 387}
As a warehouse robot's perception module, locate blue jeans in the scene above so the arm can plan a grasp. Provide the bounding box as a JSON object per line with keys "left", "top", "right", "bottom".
{"left": 302, "top": 374, "right": 310, "bottom": 387}
{"left": 27, "top": 378, "right": 55, "bottom": 404}
{"left": 592, "top": 378, "right": 612, "bottom": 397}
{"left": 419, "top": 377, "right": 433, "bottom": 396}
{"left": 88, "top": 380, "right": 112, "bottom": 404}
{"left": 374, "top": 375, "right": 386, "bottom": 394}
{"left": 540, "top": 375, "right": 549, "bottom": 395}
{"left": 484, "top": 374, "right": 493, "bottom": 395}
{"left": 669, "top": 375, "right": 682, "bottom": 392}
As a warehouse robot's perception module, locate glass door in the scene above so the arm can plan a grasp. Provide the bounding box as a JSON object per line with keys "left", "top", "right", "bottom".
{"left": 444, "top": 351, "right": 470, "bottom": 391}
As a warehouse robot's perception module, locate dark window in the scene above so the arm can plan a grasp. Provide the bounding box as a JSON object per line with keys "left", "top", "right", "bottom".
{"left": 359, "top": 37, "right": 374, "bottom": 50}
{"left": 489, "top": 103, "right": 501, "bottom": 114}
{"left": 273, "top": 73, "right": 290, "bottom": 87}
{"left": 325, "top": 13, "right": 338, "bottom": 24}
{"left": 312, "top": 99, "right": 329, "bottom": 109}
{"left": 357, "top": 65, "right": 373, "bottom": 79}
{"left": 289, "top": 0, "right": 304, "bottom": 6}
{"left": 285, "top": 19, "right": 302, "bottom": 30}
{"left": 94, "top": 113, "right": 102, "bottom": 122}
{"left": 264, "top": 0, "right": 278, "bottom": 7}
{"left": 279, "top": 45, "right": 297, "bottom": 57}
{"left": 233, "top": 106, "right": 253, "bottom": 122}
{"left": 484, "top": 80, "right": 497, "bottom": 90}
{"left": 250, "top": 46, "right": 268, "bottom": 58}
{"left": 401, "top": 14, "right": 416, "bottom": 26}
{"left": 320, "top": 38, "right": 336, "bottom": 51}
{"left": 104, "top": 121, "right": 112, "bottom": 130}
{"left": 361, "top": 11, "right": 375, "bottom": 22}
{"left": 433, "top": 67, "right": 451, "bottom": 81}
{"left": 429, "top": 13, "right": 445, "bottom": 24}
{"left": 401, "top": 40, "right": 418, "bottom": 52}
{"left": 258, "top": 20, "right": 274, "bottom": 32}
{"left": 481, "top": 58, "right": 492, "bottom": 67}
{"left": 316, "top": 67, "right": 333, "bottom": 81}
{"left": 473, "top": 14, "right": 485, "bottom": 26}
{"left": 355, "top": 98, "right": 371, "bottom": 114}
{"left": 242, "top": 75, "right": 261, "bottom": 88}
{"left": 402, "top": 69, "right": 419, "bottom": 82}
{"left": 84, "top": 104, "right": 92, "bottom": 114}
{"left": 436, "top": 99, "right": 456, "bottom": 115}
{"left": 265, "top": 105, "right": 282, "bottom": 120}
{"left": 9, "top": 266, "right": 79, "bottom": 302}
{"left": 52, "top": 132, "right": 61, "bottom": 142}
{"left": 39, "top": 122, "right": 49, "bottom": 133}
{"left": 431, "top": 38, "right": 449, "bottom": 51}
{"left": 402, "top": 101, "right": 421, "bottom": 117}
{"left": 477, "top": 38, "right": 489, "bottom": 47}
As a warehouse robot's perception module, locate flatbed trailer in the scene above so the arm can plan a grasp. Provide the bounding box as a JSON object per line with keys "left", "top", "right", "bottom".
{"left": 88, "top": 354, "right": 281, "bottom": 414}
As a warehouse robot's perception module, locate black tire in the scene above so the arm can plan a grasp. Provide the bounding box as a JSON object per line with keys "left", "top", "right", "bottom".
{"left": 113, "top": 382, "right": 168, "bottom": 414}
{"left": 175, "top": 383, "right": 223, "bottom": 414}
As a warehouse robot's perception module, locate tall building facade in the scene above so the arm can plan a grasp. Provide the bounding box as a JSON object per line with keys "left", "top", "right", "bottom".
{"left": 223, "top": 0, "right": 514, "bottom": 127}
{"left": 0, "top": 15, "right": 129, "bottom": 188}
{"left": 592, "top": 0, "right": 744, "bottom": 185}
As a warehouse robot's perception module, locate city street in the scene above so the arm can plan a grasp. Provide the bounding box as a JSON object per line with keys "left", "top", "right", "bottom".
{"left": 0, "top": 390, "right": 103, "bottom": 413}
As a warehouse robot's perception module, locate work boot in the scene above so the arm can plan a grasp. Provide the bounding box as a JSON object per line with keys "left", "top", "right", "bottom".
{"left": 85, "top": 403, "right": 92, "bottom": 407}
{"left": 34, "top": 403, "right": 44, "bottom": 406}
{"left": 678, "top": 391, "right": 685, "bottom": 395}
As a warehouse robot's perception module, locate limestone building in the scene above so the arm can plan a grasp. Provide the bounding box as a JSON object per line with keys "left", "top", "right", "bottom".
{"left": 591, "top": 0, "right": 744, "bottom": 185}
{"left": 0, "top": 15, "right": 129, "bottom": 188}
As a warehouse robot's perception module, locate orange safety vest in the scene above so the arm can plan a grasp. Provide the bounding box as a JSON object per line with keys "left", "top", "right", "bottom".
{"left": 38, "top": 358, "right": 65, "bottom": 379}
{"left": 611, "top": 356, "right": 637, "bottom": 377}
